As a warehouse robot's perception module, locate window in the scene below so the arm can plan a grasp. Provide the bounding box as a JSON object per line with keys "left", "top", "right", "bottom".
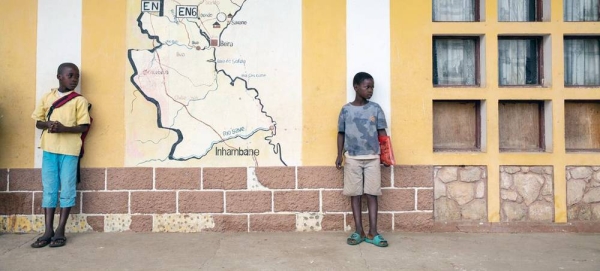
{"left": 564, "top": 0, "right": 600, "bottom": 21}
{"left": 498, "top": 37, "right": 542, "bottom": 86}
{"left": 499, "top": 101, "right": 547, "bottom": 152}
{"left": 565, "top": 101, "right": 600, "bottom": 151}
{"left": 498, "top": 0, "right": 542, "bottom": 21}
{"left": 433, "top": 0, "right": 478, "bottom": 21}
{"left": 433, "top": 100, "right": 482, "bottom": 151}
{"left": 433, "top": 37, "right": 479, "bottom": 86}
{"left": 564, "top": 37, "right": 600, "bottom": 86}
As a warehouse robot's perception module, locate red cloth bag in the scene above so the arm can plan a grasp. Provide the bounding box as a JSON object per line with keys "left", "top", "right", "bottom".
{"left": 378, "top": 135, "right": 396, "bottom": 166}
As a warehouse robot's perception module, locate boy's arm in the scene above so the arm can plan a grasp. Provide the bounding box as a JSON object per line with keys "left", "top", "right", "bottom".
{"left": 32, "top": 94, "right": 50, "bottom": 130}
{"left": 36, "top": 121, "right": 53, "bottom": 130}
{"left": 49, "top": 122, "right": 89, "bottom": 134}
{"left": 336, "top": 132, "right": 345, "bottom": 169}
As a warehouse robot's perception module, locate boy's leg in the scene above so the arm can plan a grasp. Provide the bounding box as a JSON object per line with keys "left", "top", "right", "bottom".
{"left": 365, "top": 194, "right": 378, "bottom": 236}
{"left": 343, "top": 157, "right": 365, "bottom": 235}
{"left": 363, "top": 158, "right": 387, "bottom": 246}
{"left": 343, "top": 157, "right": 366, "bottom": 244}
{"left": 43, "top": 208, "right": 56, "bottom": 237}
{"left": 366, "top": 196, "right": 388, "bottom": 247}
{"left": 31, "top": 207, "right": 57, "bottom": 248}
{"left": 32, "top": 152, "right": 60, "bottom": 247}
{"left": 54, "top": 207, "right": 71, "bottom": 238}
{"left": 351, "top": 195, "right": 364, "bottom": 234}
{"left": 54, "top": 154, "right": 78, "bottom": 241}
{"left": 41, "top": 152, "right": 61, "bottom": 238}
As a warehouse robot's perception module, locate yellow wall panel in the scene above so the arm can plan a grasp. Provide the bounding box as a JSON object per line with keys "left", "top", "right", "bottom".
{"left": 302, "top": 0, "right": 346, "bottom": 166}
{"left": 81, "top": 0, "right": 127, "bottom": 167}
{"left": 0, "top": 0, "right": 38, "bottom": 168}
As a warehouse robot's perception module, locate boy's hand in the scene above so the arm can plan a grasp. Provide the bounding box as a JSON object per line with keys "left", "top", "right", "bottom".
{"left": 49, "top": 121, "right": 65, "bottom": 133}
{"left": 335, "top": 155, "right": 343, "bottom": 169}
{"left": 46, "top": 121, "right": 57, "bottom": 132}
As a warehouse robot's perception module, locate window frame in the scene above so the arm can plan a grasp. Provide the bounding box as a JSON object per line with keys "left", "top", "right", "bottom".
{"left": 498, "top": 0, "right": 544, "bottom": 22}
{"left": 563, "top": 0, "right": 600, "bottom": 22}
{"left": 432, "top": 0, "right": 480, "bottom": 22}
{"left": 432, "top": 36, "right": 481, "bottom": 87}
{"left": 535, "top": 0, "right": 544, "bottom": 21}
{"left": 564, "top": 36, "right": 600, "bottom": 88}
{"left": 497, "top": 36, "right": 544, "bottom": 87}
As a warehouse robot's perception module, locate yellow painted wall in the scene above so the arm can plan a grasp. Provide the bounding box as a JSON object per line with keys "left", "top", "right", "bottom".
{"left": 302, "top": 0, "right": 346, "bottom": 166}
{"left": 0, "top": 0, "right": 38, "bottom": 168}
{"left": 390, "top": 0, "right": 600, "bottom": 222}
{"left": 81, "top": 0, "right": 127, "bottom": 167}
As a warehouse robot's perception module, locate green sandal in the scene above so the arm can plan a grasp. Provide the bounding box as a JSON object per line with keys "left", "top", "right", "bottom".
{"left": 365, "top": 234, "right": 388, "bottom": 247}
{"left": 346, "top": 232, "right": 365, "bottom": 245}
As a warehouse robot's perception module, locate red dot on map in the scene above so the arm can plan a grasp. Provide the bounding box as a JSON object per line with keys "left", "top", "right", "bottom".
{"left": 196, "top": 46, "right": 201, "bottom": 50}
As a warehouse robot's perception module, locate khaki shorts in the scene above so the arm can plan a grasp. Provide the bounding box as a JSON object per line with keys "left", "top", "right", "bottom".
{"left": 343, "top": 157, "right": 382, "bottom": 196}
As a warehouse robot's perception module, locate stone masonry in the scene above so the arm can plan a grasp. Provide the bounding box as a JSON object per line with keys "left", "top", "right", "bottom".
{"left": 434, "top": 166, "right": 487, "bottom": 221}
{"left": 500, "top": 166, "right": 554, "bottom": 222}
{"left": 567, "top": 166, "right": 600, "bottom": 221}
{"left": 0, "top": 166, "right": 434, "bottom": 233}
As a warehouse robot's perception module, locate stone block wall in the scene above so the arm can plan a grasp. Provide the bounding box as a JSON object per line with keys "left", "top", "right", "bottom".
{"left": 0, "top": 166, "right": 434, "bottom": 233}
{"left": 567, "top": 167, "right": 600, "bottom": 221}
{"left": 433, "top": 166, "right": 487, "bottom": 221}
{"left": 3, "top": 165, "right": 600, "bottom": 233}
{"left": 500, "top": 166, "right": 554, "bottom": 222}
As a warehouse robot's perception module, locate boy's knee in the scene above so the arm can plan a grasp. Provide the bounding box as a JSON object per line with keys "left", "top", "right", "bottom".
{"left": 42, "top": 193, "right": 59, "bottom": 208}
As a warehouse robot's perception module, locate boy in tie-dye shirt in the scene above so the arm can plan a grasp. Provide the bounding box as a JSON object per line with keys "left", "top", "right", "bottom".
{"left": 336, "top": 72, "right": 388, "bottom": 247}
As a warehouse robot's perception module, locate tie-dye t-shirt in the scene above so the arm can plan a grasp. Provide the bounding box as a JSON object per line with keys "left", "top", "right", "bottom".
{"left": 337, "top": 102, "right": 387, "bottom": 156}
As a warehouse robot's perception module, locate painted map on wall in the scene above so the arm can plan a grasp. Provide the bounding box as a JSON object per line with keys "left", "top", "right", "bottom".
{"left": 125, "top": 0, "right": 301, "bottom": 167}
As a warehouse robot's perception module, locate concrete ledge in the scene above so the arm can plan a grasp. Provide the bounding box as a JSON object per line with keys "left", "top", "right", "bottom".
{"left": 433, "top": 222, "right": 600, "bottom": 233}
{"left": 2, "top": 214, "right": 600, "bottom": 233}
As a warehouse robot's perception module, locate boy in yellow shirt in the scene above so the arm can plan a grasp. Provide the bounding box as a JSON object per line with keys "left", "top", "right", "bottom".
{"left": 30, "top": 63, "right": 90, "bottom": 248}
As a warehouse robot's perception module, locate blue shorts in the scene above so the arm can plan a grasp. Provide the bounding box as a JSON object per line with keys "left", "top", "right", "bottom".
{"left": 41, "top": 151, "right": 78, "bottom": 208}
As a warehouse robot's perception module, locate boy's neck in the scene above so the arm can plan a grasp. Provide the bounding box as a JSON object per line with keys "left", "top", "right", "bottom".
{"left": 351, "top": 98, "right": 368, "bottom": 106}
{"left": 57, "top": 87, "right": 71, "bottom": 93}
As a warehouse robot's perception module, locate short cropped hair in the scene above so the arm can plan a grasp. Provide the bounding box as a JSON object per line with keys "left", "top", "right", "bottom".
{"left": 57, "top": 63, "right": 78, "bottom": 75}
{"left": 352, "top": 72, "right": 373, "bottom": 86}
